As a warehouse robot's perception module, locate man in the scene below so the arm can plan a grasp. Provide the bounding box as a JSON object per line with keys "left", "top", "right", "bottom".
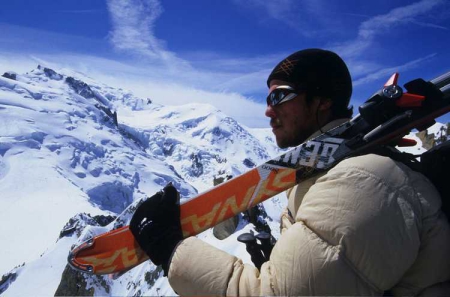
{"left": 130, "top": 49, "right": 450, "bottom": 295}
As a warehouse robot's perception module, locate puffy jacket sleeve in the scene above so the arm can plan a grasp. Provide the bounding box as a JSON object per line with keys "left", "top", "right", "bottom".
{"left": 168, "top": 237, "right": 271, "bottom": 296}
{"left": 168, "top": 154, "right": 436, "bottom": 295}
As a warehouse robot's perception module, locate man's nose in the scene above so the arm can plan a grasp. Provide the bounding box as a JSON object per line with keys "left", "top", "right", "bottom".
{"left": 265, "top": 104, "right": 276, "bottom": 118}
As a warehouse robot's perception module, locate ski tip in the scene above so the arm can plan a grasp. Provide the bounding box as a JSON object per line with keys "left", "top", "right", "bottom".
{"left": 67, "top": 249, "right": 94, "bottom": 274}
{"left": 67, "top": 238, "right": 95, "bottom": 274}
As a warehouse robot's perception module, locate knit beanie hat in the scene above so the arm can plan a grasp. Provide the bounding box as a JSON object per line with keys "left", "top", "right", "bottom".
{"left": 267, "top": 49, "right": 352, "bottom": 110}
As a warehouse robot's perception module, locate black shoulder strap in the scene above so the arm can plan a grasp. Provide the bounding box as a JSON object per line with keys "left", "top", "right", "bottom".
{"left": 368, "top": 145, "right": 421, "bottom": 172}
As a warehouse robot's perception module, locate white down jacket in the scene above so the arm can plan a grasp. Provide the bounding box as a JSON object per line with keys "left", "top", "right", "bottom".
{"left": 168, "top": 120, "right": 450, "bottom": 296}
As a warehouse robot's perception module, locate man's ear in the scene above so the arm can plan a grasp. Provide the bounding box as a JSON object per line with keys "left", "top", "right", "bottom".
{"left": 318, "top": 97, "right": 332, "bottom": 111}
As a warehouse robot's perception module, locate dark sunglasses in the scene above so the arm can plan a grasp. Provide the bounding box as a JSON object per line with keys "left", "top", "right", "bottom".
{"left": 266, "top": 85, "right": 298, "bottom": 106}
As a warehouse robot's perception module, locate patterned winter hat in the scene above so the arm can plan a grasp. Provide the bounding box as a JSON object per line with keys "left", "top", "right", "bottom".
{"left": 267, "top": 48, "right": 352, "bottom": 108}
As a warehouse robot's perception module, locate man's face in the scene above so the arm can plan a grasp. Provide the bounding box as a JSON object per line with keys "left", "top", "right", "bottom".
{"left": 265, "top": 80, "right": 319, "bottom": 148}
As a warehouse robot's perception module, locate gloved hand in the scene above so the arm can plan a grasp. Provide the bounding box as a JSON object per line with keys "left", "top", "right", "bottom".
{"left": 130, "top": 183, "right": 183, "bottom": 276}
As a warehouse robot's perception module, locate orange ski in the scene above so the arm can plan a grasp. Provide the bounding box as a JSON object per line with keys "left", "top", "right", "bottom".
{"left": 69, "top": 166, "right": 298, "bottom": 275}
{"left": 68, "top": 71, "right": 450, "bottom": 275}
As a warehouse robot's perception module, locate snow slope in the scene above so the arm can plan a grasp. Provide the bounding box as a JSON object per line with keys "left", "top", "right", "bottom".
{"left": 0, "top": 66, "right": 285, "bottom": 296}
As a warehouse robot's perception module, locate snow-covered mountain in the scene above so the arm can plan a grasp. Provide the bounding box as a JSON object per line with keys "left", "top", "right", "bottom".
{"left": 0, "top": 66, "right": 285, "bottom": 296}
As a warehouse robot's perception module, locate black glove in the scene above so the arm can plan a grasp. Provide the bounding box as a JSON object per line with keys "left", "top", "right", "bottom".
{"left": 130, "top": 183, "right": 183, "bottom": 276}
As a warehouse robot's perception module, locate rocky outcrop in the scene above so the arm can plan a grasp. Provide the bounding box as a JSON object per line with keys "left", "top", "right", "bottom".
{"left": 54, "top": 265, "right": 109, "bottom": 296}
{"left": 416, "top": 130, "right": 436, "bottom": 150}
{"left": 0, "top": 272, "right": 18, "bottom": 295}
{"left": 37, "top": 65, "right": 63, "bottom": 80}
{"left": 65, "top": 77, "right": 96, "bottom": 99}
{"left": 58, "top": 213, "right": 116, "bottom": 240}
{"left": 416, "top": 123, "right": 449, "bottom": 150}
{"left": 2, "top": 71, "right": 17, "bottom": 80}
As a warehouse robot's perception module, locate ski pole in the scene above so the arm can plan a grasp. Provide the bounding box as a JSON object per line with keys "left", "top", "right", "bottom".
{"left": 237, "top": 233, "right": 266, "bottom": 270}
{"left": 255, "top": 232, "right": 274, "bottom": 259}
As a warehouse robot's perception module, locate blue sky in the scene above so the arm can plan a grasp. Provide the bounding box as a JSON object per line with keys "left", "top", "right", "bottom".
{"left": 0, "top": 0, "right": 449, "bottom": 127}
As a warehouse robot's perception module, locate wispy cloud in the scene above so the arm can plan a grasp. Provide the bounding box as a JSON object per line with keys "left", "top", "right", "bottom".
{"left": 106, "top": 0, "right": 162, "bottom": 57}
{"left": 106, "top": 0, "right": 188, "bottom": 68}
{"left": 105, "top": 0, "right": 286, "bottom": 95}
{"left": 231, "top": 0, "right": 335, "bottom": 37}
{"left": 341, "top": 0, "right": 445, "bottom": 57}
{"left": 240, "top": 0, "right": 300, "bottom": 30}
{"left": 353, "top": 53, "right": 437, "bottom": 86}
{"left": 357, "top": 0, "right": 445, "bottom": 40}
{"left": 410, "top": 20, "right": 448, "bottom": 30}
{"left": 330, "top": 0, "right": 446, "bottom": 84}
{"left": 234, "top": 0, "right": 446, "bottom": 61}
